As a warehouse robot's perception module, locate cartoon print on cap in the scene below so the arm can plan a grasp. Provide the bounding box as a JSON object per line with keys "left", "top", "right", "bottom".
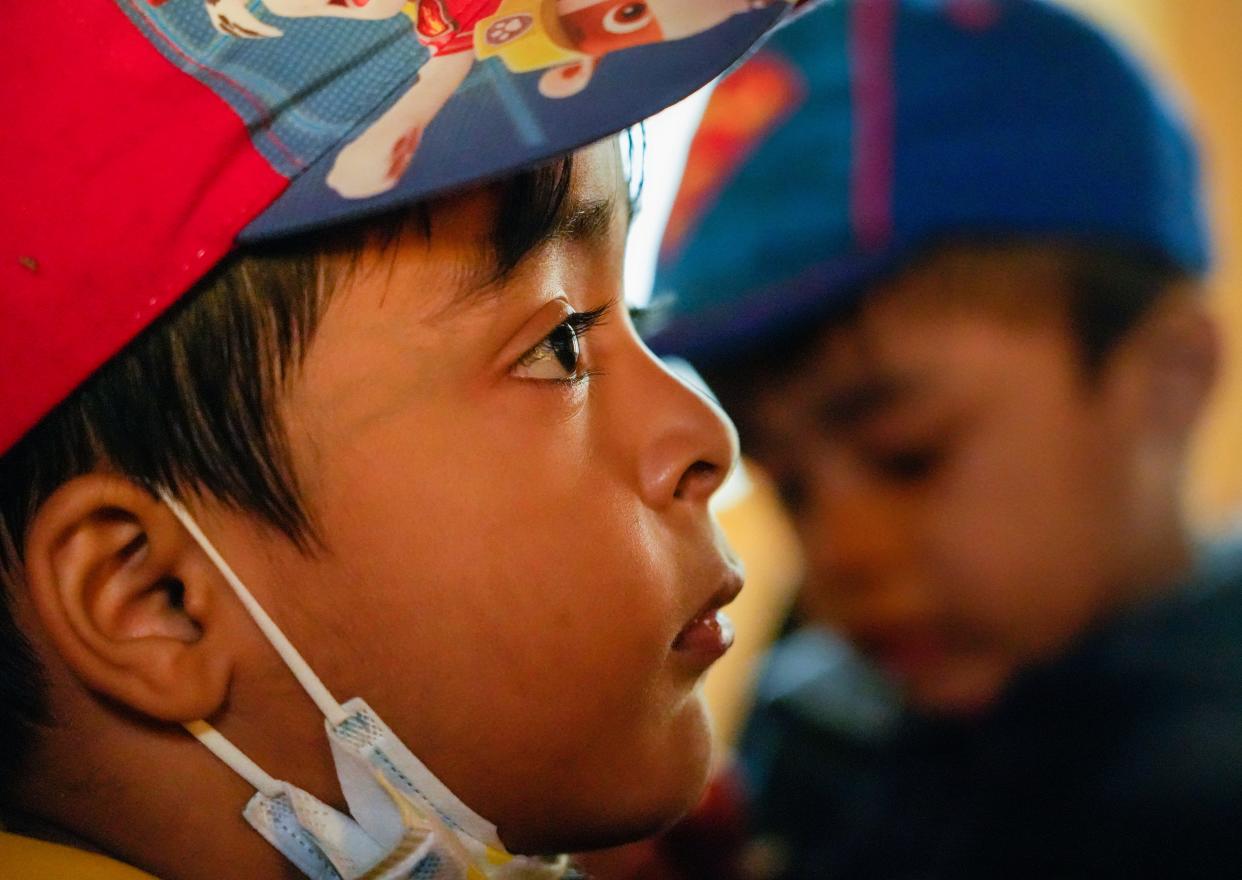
{"left": 160, "top": 0, "right": 790, "bottom": 198}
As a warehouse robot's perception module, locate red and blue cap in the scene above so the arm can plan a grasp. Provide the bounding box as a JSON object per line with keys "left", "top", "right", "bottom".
{"left": 2, "top": 0, "right": 809, "bottom": 455}
{"left": 648, "top": 0, "right": 1210, "bottom": 365}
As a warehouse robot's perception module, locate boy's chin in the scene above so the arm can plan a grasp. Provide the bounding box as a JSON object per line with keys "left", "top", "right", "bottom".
{"left": 500, "top": 703, "right": 714, "bottom": 855}
{"left": 501, "top": 800, "right": 705, "bottom": 857}
{"left": 902, "top": 662, "right": 1013, "bottom": 720}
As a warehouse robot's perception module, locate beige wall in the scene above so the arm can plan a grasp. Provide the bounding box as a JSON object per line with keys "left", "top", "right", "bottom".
{"left": 703, "top": 1, "right": 1242, "bottom": 752}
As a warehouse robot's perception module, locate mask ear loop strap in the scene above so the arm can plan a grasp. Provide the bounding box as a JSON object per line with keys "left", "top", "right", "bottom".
{"left": 159, "top": 489, "right": 350, "bottom": 728}
{"left": 184, "top": 720, "right": 284, "bottom": 799}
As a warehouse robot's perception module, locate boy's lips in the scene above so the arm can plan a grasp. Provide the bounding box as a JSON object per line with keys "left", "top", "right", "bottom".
{"left": 854, "top": 626, "right": 950, "bottom": 683}
{"left": 672, "top": 566, "right": 744, "bottom": 664}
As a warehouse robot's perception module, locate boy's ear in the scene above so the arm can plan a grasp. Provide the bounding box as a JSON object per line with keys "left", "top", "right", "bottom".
{"left": 1136, "top": 292, "right": 1220, "bottom": 443}
{"left": 23, "top": 474, "right": 235, "bottom": 723}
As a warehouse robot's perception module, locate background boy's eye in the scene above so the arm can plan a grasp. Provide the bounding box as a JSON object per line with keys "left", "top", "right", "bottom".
{"left": 871, "top": 447, "right": 943, "bottom": 483}
{"left": 775, "top": 473, "right": 809, "bottom": 513}
{"left": 514, "top": 321, "right": 582, "bottom": 381}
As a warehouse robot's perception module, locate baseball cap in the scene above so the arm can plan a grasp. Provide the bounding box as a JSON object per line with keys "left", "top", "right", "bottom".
{"left": 647, "top": 0, "right": 1209, "bottom": 366}
{"left": 1, "top": 0, "right": 808, "bottom": 455}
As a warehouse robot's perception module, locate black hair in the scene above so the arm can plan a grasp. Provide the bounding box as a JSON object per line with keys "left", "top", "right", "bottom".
{"left": 698, "top": 238, "right": 1192, "bottom": 447}
{"left": 0, "top": 155, "right": 589, "bottom": 803}
{"left": 1063, "top": 242, "right": 1190, "bottom": 373}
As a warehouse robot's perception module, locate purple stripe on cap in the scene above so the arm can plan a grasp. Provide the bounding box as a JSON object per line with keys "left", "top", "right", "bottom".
{"left": 848, "top": 0, "right": 896, "bottom": 251}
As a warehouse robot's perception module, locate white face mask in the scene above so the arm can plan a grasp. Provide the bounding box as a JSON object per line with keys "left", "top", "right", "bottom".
{"left": 161, "top": 492, "right": 569, "bottom": 880}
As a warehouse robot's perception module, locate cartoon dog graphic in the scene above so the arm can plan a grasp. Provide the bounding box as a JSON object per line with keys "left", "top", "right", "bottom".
{"left": 184, "top": 0, "right": 790, "bottom": 198}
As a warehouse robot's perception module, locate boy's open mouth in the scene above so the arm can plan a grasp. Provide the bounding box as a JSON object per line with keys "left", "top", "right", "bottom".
{"left": 672, "top": 566, "right": 744, "bottom": 663}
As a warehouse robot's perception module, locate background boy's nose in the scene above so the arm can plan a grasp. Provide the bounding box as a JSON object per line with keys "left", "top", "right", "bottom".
{"left": 800, "top": 487, "right": 906, "bottom": 588}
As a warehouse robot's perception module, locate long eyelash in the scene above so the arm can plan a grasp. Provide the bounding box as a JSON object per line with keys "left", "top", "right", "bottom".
{"left": 566, "top": 299, "right": 615, "bottom": 335}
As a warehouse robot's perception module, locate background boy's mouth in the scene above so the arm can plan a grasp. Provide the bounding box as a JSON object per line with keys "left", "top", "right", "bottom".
{"left": 853, "top": 627, "right": 952, "bottom": 684}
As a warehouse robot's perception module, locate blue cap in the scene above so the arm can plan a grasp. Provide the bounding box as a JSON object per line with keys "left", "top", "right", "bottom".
{"left": 648, "top": 0, "right": 1209, "bottom": 364}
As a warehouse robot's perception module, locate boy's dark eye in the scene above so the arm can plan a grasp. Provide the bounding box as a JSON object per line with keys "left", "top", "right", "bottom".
{"left": 513, "top": 302, "right": 611, "bottom": 385}
{"left": 775, "top": 474, "right": 809, "bottom": 513}
{"left": 514, "top": 320, "right": 583, "bottom": 382}
{"left": 546, "top": 322, "right": 581, "bottom": 372}
{"left": 872, "top": 447, "right": 942, "bottom": 483}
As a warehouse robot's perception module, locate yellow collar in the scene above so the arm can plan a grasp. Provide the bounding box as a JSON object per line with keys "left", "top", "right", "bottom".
{"left": 0, "top": 830, "right": 159, "bottom": 880}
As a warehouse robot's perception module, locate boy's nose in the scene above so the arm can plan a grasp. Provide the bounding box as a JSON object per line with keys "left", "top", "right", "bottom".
{"left": 634, "top": 357, "right": 739, "bottom": 510}
{"left": 801, "top": 486, "right": 905, "bottom": 592}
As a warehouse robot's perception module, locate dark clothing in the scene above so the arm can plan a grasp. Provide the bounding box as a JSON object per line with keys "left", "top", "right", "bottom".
{"left": 738, "top": 541, "right": 1242, "bottom": 879}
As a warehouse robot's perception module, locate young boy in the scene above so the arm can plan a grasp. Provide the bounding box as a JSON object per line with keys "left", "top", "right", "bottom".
{"left": 0, "top": 1, "right": 808, "bottom": 878}
{"left": 651, "top": 1, "right": 1242, "bottom": 876}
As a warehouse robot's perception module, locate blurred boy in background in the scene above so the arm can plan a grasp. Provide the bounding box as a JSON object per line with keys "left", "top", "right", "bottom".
{"left": 649, "top": 0, "right": 1242, "bottom": 876}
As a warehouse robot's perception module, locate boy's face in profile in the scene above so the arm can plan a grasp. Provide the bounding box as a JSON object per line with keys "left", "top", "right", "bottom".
{"left": 185, "top": 143, "right": 741, "bottom": 851}
{"left": 742, "top": 246, "right": 1213, "bottom": 716}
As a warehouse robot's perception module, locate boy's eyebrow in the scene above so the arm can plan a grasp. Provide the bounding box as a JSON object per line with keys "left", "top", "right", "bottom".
{"left": 449, "top": 196, "right": 622, "bottom": 311}
{"left": 562, "top": 196, "right": 625, "bottom": 242}
{"left": 499, "top": 196, "right": 620, "bottom": 271}
{"left": 815, "top": 375, "right": 926, "bottom": 430}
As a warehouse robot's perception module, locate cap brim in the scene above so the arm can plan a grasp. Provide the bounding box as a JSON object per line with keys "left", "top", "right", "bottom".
{"left": 241, "top": 6, "right": 788, "bottom": 241}
{"left": 646, "top": 250, "right": 900, "bottom": 366}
